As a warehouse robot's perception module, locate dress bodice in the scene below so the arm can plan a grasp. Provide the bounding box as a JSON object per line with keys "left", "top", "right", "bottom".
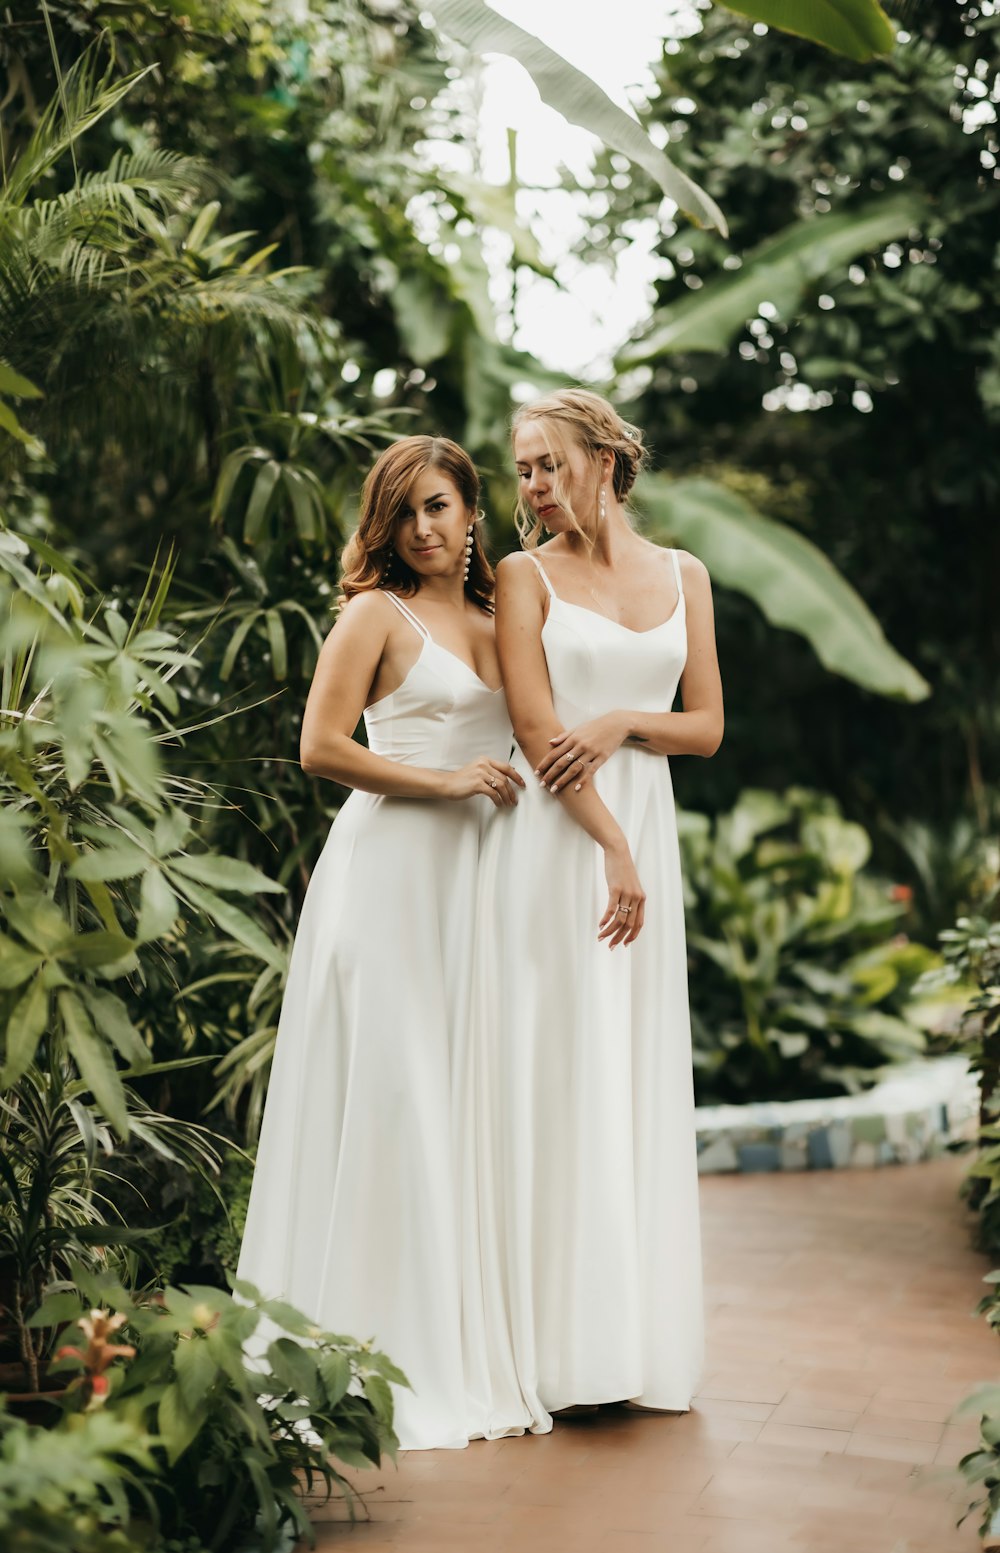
{"left": 363, "top": 596, "right": 512, "bottom": 770}
{"left": 531, "top": 549, "right": 688, "bottom": 727}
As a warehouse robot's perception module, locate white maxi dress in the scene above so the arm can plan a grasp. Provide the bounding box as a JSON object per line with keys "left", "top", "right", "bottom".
{"left": 238, "top": 592, "right": 513, "bottom": 1451}
{"left": 463, "top": 548, "right": 704, "bottom": 1439}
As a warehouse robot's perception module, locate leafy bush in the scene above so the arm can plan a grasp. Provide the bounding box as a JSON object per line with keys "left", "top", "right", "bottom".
{"left": 108, "top": 1143, "right": 256, "bottom": 1290}
{"left": 0, "top": 1275, "right": 404, "bottom": 1552}
{"left": 925, "top": 878, "right": 1000, "bottom": 1535}
{"left": 681, "top": 788, "right": 938, "bottom": 1104}
{"left": 0, "top": 1396, "right": 159, "bottom": 1553}
{"left": 0, "top": 536, "right": 285, "bottom": 1375}
{"left": 928, "top": 909, "right": 1000, "bottom": 1254}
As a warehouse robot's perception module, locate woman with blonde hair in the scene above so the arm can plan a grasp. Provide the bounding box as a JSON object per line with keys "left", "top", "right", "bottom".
{"left": 463, "top": 389, "right": 724, "bottom": 1437}
{"left": 238, "top": 435, "right": 522, "bottom": 1451}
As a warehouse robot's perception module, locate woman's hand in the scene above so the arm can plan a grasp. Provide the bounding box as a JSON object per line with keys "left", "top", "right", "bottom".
{"left": 441, "top": 757, "right": 525, "bottom": 808}
{"left": 598, "top": 839, "right": 646, "bottom": 948}
{"left": 537, "top": 711, "right": 631, "bottom": 794}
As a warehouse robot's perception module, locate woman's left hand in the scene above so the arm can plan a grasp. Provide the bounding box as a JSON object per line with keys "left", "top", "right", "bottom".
{"left": 536, "top": 711, "right": 630, "bottom": 794}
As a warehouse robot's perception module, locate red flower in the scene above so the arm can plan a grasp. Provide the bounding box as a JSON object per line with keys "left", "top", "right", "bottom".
{"left": 55, "top": 1309, "right": 135, "bottom": 1409}
{"left": 890, "top": 884, "right": 914, "bottom": 903}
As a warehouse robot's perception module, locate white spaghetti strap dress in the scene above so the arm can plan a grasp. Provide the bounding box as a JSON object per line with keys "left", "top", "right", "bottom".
{"left": 238, "top": 591, "right": 513, "bottom": 1450}
{"left": 463, "top": 548, "right": 704, "bottom": 1439}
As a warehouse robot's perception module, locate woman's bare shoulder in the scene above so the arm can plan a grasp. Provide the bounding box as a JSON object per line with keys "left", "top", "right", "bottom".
{"left": 496, "top": 550, "right": 544, "bottom": 585}
{"left": 327, "top": 589, "right": 398, "bottom": 646}
{"left": 675, "top": 548, "right": 711, "bottom": 587}
{"left": 635, "top": 538, "right": 709, "bottom": 583}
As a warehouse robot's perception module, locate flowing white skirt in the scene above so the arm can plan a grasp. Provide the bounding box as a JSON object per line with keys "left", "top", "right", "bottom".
{"left": 238, "top": 789, "right": 496, "bottom": 1450}
{"left": 462, "top": 745, "right": 704, "bottom": 1438}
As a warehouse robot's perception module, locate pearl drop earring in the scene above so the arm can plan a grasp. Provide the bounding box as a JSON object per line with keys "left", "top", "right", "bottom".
{"left": 463, "top": 525, "right": 474, "bottom": 582}
{"left": 599, "top": 485, "right": 607, "bottom": 523}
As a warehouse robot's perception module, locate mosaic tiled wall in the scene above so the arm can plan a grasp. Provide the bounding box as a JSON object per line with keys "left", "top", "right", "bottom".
{"left": 694, "top": 1057, "right": 977, "bottom": 1174}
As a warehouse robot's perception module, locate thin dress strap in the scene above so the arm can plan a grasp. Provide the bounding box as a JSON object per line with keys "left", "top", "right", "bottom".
{"left": 384, "top": 591, "right": 431, "bottom": 641}
{"left": 527, "top": 552, "right": 557, "bottom": 599}
{"left": 670, "top": 548, "right": 684, "bottom": 600}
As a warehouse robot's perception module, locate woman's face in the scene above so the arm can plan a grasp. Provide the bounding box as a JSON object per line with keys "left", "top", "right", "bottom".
{"left": 513, "top": 422, "right": 598, "bottom": 535}
{"left": 394, "top": 466, "right": 472, "bottom": 579}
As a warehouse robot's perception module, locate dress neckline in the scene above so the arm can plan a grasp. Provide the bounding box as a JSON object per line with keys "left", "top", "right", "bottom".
{"left": 382, "top": 591, "right": 503, "bottom": 695}
{"left": 548, "top": 592, "right": 686, "bottom": 637}
{"left": 367, "top": 636, "right": 503, "bottom": 712}
{"left": 529, "top": 548, "right": 685, "bottom": 636}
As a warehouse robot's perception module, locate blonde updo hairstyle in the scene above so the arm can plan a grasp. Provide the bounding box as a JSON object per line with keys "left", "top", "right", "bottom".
{"left": 339, "top": 435, "right": 494, "bottom": 613}
{"left": 512, "top": 388, "right": 648, "bottom": 550}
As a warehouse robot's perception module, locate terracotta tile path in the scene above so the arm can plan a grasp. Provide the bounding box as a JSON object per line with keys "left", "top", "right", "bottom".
{"left": 306, "top": 1156, "right": 998, "bottom": 1552}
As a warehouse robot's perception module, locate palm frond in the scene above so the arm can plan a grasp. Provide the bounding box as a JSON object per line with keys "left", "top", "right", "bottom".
{"left": 5, "top": 41, "right": 157, "bottom": 208}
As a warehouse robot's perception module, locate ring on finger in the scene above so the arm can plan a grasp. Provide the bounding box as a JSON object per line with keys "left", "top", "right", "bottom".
{"left": 489, "top": 778, "right": 498, "bottom": 788}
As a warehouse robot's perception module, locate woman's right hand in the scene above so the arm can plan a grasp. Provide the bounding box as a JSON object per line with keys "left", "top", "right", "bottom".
{"left": 599, "top": 838, "right": 646, "bottom": 947}
{"left": 441, "top": 757, "right": 525, "bottom": 808}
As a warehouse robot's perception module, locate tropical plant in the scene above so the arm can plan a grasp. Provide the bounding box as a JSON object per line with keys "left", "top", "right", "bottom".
{"left": 927, "top": 903, "right": 1000, "bottom": 1252}
{"left": 884, "top": 814, "right": 999, "bottom": 942}
{"left": 0, "top": 537, "right": 289, "bottom": 1381}
{"left": 0, "top": 1395, "right": 159, "bottom": 1553}
{"left": 422, "top": 0, "right": 727, "bottom": 233}
{"left": 596, "top": 0, "right": 1000, "bottom": 827}
{"left": 0, "top": 1061, "right": 219, "bottom": 1395}
{"left": 0, "top": 43, "right": 310, "bottom": 488}
{"left": 103, "top": 1137, "right": 256, "bottom": 1291}
{"left": 621, "top": 197, "right": 922, "bottom": 363}
{"left": 0, "top": 1272, "right": 403, "bottom": 1552}
{"left": 424, "top": 0, "right": 900, "bottom": 242}
{"left": 956, "top": 1375, "right": 1000, "bottom": 1541}
{"left": 19, "top": 1273, "right": 405, "bottom": 1552}
{"left": 0, "top": 535, "right": 286, "bottom": 1106}
{"left": 717, "top": 0, "right": 896, "bottom": 59}
{"left": 638, "top": 476, "right": 928, "bottom": 700}
{"left": 923, "top": 863, "right": 1000, "bottom": 1536}
{"left": 680, "top": 787, "right": 938, "bottom": 1103}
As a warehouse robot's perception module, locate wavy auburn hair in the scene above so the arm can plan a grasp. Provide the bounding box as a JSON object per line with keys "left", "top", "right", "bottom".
{"left": 512, "top": 388, "right": 648, "bottom": 550}
{"left": 338, "top": 436, "right": 494, "bottom": 613}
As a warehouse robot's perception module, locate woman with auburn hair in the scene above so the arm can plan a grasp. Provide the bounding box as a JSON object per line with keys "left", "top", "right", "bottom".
{"left": 463, "top": 389, "right": 723, "bottom": 1438}
{"left": 238, "top": 435, "right": 523, "bottom": 1451}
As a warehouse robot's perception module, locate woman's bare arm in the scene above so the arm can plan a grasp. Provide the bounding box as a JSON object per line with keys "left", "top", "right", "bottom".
{"left": 621, "top": 555, "right": 724, "bottom": 757}
{"left": 300, "top": 593, "right": 520, "bottom": 804}
{"left": 538, "top": 553, "right": 724, "bottom": 792}
{"left": 497, "top": 556, "right": 625, "bottom": 847}
{"left": 498, "top": 554, "right": 647, "bottom": 945}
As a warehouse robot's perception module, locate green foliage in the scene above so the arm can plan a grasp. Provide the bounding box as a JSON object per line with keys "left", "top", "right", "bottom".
{"left": 603, "top": 1, "right": 1000, "bottom": 828}
{"left": 0, "top": 540, "right": 288, "bottom": 1383}
{"left": 0, "top": 41, "right": 308, "bottom": 478}
{"left": 423, "top": 0, "right": 727, "bottom": 233}
{"left": 681, "top": 787, "right": 938, "bottom": 1103}
{"left": 2, "top": 1276, "right": 404, "bottom": 1552}
{"left": 0, "top": 1060, "right": 221, "bottom": 1392}
{"left": 956, "top": 1377, "right": 1000, "bottom": 1540}
{"left": 0, "top": 539, "right": 286, "bottom": 1116}
{"left": 927, "top": 874, "right": 1000, "bottom": 1533}
{"left": 623, "top": 197, "right": 921, "bottom": 360}
{"left": 639, "top": 476, "right": 928, "bottom": 700}
{"left": 929, "top": 905, "right": 1000, "bottom": 1253}
{"left": 113, "top": 1144, "right": 257, "bottom": 1290}
{"left": 0, "top": 363, "right": 44, "bottom": 458}
{"left": 0, "top": 1398, "right": 159, "bottom": 1553}
{"left": 718, "top": 0, "right": 896, "bottom": 60}
{"left": 883, "top": 816, "right": 999, "bottom": 943}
